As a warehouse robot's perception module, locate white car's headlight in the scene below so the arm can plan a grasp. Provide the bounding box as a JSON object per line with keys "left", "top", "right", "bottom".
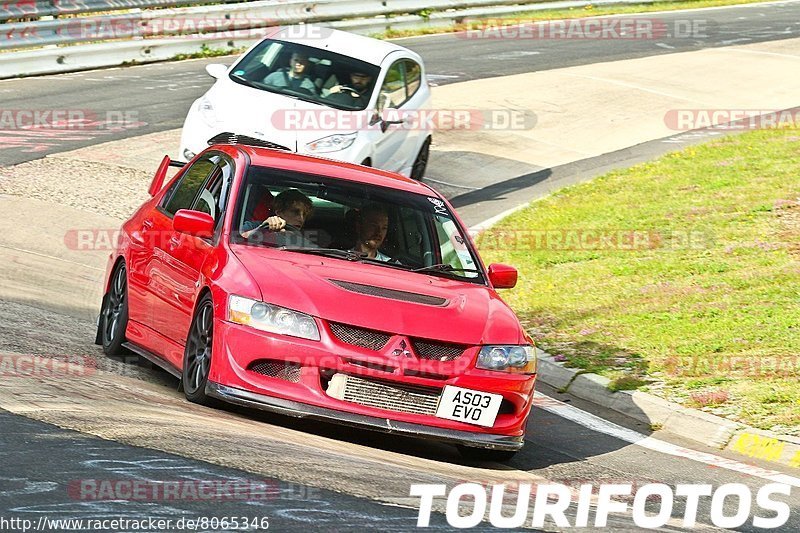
{"left": 228, "top": 295, "right": 320, "bottom": 341}
{"left": 306, "top": 132, "right": 357, "bottom": 153}
{"left": 476, "top": 345, "right": 536, "bottom": 374}
{"left": 198, "top": 95, "right": 219, "bottom": 127}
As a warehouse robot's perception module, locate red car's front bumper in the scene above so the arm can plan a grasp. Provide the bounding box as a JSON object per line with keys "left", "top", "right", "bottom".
{"left": 207, "top": 320, "right": 536, "bottom": 450}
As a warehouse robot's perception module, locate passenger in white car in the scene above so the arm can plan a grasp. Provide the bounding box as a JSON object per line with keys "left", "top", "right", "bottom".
{"left": 263, "top": 52, "right": 317, "bottom": 95}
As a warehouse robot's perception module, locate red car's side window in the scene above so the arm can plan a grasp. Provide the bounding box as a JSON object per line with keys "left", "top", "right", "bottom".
{"left": 162, "top": 158, "right": 216, "bottom": 216}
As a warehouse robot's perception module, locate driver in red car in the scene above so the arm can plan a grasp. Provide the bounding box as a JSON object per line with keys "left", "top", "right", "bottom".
{"left": 241, "top": 189, "right": 313, "bottom": 240}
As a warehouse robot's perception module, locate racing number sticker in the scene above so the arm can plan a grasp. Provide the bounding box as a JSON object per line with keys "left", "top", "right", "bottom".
{"left": 427, "top": 197, "right": 448, "bottom": 215}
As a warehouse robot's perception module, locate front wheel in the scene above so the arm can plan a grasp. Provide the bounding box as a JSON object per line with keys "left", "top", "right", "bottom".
{"left": 100, "top": 262, "right": 129, "bottom": 356}
{"left": 182, "top": 294, "right": 216, "bottom": 406}
{"left": 410, "top": 137, "right": 431, "bottom": 181}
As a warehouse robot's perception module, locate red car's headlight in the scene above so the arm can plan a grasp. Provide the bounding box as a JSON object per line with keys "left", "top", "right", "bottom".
{"left": 476, "top": 345, "right": 536, "bottom": 374}
{"left": 228, "top": 295, "right": 320, "bottom": 341}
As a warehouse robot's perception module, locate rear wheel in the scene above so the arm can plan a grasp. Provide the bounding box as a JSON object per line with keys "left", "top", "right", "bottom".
{"left": 100, "top": 262, "right": 129, "bottom": 356}
{"left": 182, "top": 294, "right": 216, "bottom": 406}
{"left": 410, "top": 137, "right": 431, "bottom": 180}
{"left": 456, "top": 445, "right": 518, "bottom": 463}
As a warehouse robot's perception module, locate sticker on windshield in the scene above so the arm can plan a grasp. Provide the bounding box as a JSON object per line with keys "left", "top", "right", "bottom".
{"left": 427, "top": 197, "right": 449, "bottom": 215}
{"left": 233, "top": 70, "right": 245, "bottom": 76}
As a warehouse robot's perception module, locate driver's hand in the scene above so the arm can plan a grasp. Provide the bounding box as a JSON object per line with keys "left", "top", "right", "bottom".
{"left": 328, "top": 85, "right": 343, "bottom": 94}
{"left": 261, "top": 216, "right": 286, "bottom": 232}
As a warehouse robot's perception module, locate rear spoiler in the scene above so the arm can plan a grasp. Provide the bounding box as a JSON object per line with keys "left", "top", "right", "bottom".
{"left": 149, "top": 155, "right": 184, "bottom": 196}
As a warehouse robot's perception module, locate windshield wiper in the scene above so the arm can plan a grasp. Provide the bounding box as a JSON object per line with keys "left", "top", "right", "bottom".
{"left": 413, "top": 264, "right": 481, "bottom": 275}
{"left": 278, "top": 247, "right": 366, "bottom": 261}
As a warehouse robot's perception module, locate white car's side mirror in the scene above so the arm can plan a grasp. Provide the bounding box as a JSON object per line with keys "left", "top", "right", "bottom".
{"left": 205, "top": 64, "right": 229, "bottom": 79}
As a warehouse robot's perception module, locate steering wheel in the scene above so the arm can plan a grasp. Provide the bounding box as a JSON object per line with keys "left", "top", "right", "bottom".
{"left": 334, "top": 86, "right": 361, "bottom": 96}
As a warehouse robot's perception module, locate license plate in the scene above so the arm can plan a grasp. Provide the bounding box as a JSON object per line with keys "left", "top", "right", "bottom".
{"left": 436, "top": 385, "right": 503, "bottom": 427}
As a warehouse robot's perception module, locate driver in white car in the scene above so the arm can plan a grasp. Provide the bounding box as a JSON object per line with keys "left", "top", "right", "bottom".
{"left": 326, "top": 70, "right": 373, "bottom": 106}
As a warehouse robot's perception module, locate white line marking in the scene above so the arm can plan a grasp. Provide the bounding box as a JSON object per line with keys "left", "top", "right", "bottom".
{"left": 424, "top": 177, "right": 480, "bottom": 190}
{"left": 534, "top": 392, "right": 800, "bottom": 488}
{"left": 0, "top": 242, "right": 103, "bottom": 271}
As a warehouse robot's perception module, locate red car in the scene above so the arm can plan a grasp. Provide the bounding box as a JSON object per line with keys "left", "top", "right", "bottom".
{"left": 96, "top": 141, "right": 536, "bottom": 461}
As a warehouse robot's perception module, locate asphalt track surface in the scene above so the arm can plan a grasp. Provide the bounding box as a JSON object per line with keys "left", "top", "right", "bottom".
{"left": 1, "top": 1, "right": 800, "bottom": 166}
{"left": 1, "top": 2, "right": 800, "bottom": 531}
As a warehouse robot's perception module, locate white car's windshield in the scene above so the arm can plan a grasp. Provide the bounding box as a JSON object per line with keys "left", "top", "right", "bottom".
{"left": 229, "top": 40, "right": 381, "bottom": 111}
{"left": 231, "top": 166, "right": 484, "bottom": 283}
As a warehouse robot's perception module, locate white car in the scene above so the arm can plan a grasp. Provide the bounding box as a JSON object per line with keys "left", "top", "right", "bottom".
{"left": 179, "top": 26, "right": 433, "bottom": 180}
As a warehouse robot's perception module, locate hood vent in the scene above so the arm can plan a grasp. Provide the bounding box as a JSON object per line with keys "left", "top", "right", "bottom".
{"left": 329, "top": 279, "right": 448, "bottom": 306}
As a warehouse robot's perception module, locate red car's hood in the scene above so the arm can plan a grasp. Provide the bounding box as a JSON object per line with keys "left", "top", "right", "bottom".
{"left": 230, "top": 245, "right": 524, "bottom": 345}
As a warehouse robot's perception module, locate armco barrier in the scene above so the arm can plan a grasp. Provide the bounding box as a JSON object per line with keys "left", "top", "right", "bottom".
{"left": 0, "top": 0, "right": 658, "bottom": 78}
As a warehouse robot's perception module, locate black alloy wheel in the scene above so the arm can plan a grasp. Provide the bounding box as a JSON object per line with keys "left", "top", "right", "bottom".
{"left": 182, "top": 294, "right": 216, "bottom": 405}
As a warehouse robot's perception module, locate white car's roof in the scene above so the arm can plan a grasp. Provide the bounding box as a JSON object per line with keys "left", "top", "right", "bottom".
{"left": 269, "top": 25, "right": 415, "bottom": 67}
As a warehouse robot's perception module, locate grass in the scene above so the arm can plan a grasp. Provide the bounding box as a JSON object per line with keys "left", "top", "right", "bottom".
{"left": 373, "top": 0, "right": 775, "bottom": 39}
{"left": 171, "top": 44, "right": 248, "bottom": 61}
{"left": 479, "top": 126, "right": 800, "bottom": 434}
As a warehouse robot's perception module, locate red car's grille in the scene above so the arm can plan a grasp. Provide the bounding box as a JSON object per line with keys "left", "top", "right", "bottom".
{"left": 248, "top": 360, "right": 301, "bottom": 383}
{"left": 329, "top": 322, "right": 390, "bottom": 351}
{"left": 333, "top": 374, "right": 440, "bottom": 416}
{"left": 411, "top": 340, "right": 467, "bottom": 361}
{"left": 329, "top": 322, "right": 468, "bottom": 361}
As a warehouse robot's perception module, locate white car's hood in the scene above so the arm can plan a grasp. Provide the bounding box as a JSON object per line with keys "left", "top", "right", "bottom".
{"left": 206, "top": 79, "right": 363, "bottom": 151}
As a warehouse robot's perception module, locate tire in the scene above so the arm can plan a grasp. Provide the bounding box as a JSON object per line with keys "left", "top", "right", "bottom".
{"left": 182, "top": 294, "right": 216, "bottom": 406}
{"left": 410, "top": 137, "right": 431, "bottom": 181}
{"left": 456, "top": 445, "right": 518, "bottom": 463}
{"left": 99, "top": 262, "right": 129, "bottom": 356}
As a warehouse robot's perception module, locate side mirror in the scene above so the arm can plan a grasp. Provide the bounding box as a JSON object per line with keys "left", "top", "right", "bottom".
{"left": 205, "top": 64, "right": 228, "bottom": 79}
{"left": 173, "top": 210, "right": 215, "bottom": 239}
{"left": 487, "top": 263, "right": 518, "bottom": 289}
{"left": 148, "top": 155, "right": 171, "bottom": 197}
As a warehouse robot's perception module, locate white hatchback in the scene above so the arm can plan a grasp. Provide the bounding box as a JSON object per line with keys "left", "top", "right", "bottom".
{"left": 179, "top": 26, "right": 433, "bottom": 179}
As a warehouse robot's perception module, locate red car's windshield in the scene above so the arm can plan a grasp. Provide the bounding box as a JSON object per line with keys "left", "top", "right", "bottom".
{"left": 231, "top": 166, "right": 484, "bottom": 283}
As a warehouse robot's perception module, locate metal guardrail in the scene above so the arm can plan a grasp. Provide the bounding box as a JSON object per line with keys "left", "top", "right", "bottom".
{"left": 0, "top": 0, "right": 244, "bottom": 23}
{"left": 1, "top": 0, "right": 552, "bottom": 50}
{"left": 0, "top": 0, "right": 659, "bottom": 78}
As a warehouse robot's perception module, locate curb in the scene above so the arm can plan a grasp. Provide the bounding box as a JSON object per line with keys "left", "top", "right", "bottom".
{"left": 536, "top": 350, "right": 800, "bottom": 471}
